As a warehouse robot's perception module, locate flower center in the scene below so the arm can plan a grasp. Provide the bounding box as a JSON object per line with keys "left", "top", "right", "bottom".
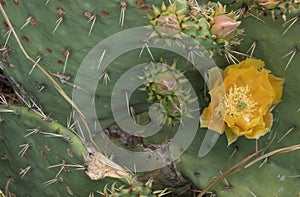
{"left": 223, "top": 84, "right": 257, "bottom": 121}
{"left": 237, "top": 101, "right": 247, "bottom": 110}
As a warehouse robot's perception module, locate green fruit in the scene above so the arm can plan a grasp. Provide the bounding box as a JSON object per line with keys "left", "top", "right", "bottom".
{"left": 140, "top": 61, "right": 196, "bottom": 124}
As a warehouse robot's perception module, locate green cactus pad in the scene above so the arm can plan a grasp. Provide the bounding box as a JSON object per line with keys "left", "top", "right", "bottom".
{"left": 0, "top": 0, "right": 160, "bottom": 125}
{"left": 0, "top": 105, "right": 117, "bottom": 196}
{"left": 1, "top": 0, "right": 300, "bottom": 196}
{"left": 177, "top": 4, "right": 300, "bottom": 197}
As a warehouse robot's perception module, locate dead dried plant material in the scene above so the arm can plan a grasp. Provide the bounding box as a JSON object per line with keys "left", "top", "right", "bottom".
{"left": 0, "top": 189, "right": 4, "bottom": 197}
{"left": 85, "top": 148, "right": 129, "bottom": 180}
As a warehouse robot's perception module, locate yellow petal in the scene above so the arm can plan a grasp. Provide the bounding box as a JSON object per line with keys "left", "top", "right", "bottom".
{"left": 245, "top": 113, "right": 273, "bottom": 139}
{"left": 200, "top": 106, "right": 211, "bottom": 128}
{"left": 223, "top": 58, "right": 265, "bottom": 78}
{"left": 200, "top": 104, "right": 225, "bottom": 134}
{"left": 268, "top": 74, "right": 284, "bottom": 105}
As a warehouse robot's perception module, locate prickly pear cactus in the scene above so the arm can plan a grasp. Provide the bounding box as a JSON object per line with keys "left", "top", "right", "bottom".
{"left": 0, "top": 104, "right": 117, "bottom": 196}
{"left": 176, "top": 1, "right": 300, "bottom": 196}
{"left": 0, "top": 0, "right": 300, "bottom": 197}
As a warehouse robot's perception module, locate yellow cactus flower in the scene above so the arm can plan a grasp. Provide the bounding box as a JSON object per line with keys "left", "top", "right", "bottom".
{"left": 200, "top": 58, "right": 284, "bottom": 145}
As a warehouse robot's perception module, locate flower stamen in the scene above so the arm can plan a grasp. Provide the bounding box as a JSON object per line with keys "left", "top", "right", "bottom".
{"left": 223, "top": 84, "right": 257, "bottom": 120}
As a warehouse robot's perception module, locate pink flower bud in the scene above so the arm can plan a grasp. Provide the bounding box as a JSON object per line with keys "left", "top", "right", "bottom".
{"left": 153, "top": 71, "right": 177, "bottom": 95}
{"left": 258, "top": 0, "right": 281, "bottom": 9}
{"left": 211, "top": 15, "right": 241, "bottom": 40}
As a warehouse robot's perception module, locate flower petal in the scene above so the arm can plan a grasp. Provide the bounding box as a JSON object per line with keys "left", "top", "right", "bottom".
{"left": 268, "top": 74, "right": 284, "bottom": 105}
{"left": 200, "top": 106, "right": 211, "bottom": 128}
{"left": 223, "top": 58, "right": 265, "bottom": 78}
{"left": 245, "top": 113, "right": 273, "bottom": 139}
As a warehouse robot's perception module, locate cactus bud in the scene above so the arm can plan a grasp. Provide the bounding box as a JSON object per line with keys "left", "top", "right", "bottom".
{"left": 211, "top": 15, "right": 241, "bottom": 40}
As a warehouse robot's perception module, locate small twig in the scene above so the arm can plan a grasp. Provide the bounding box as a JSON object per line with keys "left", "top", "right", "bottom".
{"left": 219, "top": 170, "right": 231, "bottom": 188}
{"left": 287, "top": 174, "right": 300, "bottom": 178}
{"left": 244, "top": 144, "right": 300, "bottom": 168}
{"left": 5, "top": 178, "right": 14, "bottom": 197}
